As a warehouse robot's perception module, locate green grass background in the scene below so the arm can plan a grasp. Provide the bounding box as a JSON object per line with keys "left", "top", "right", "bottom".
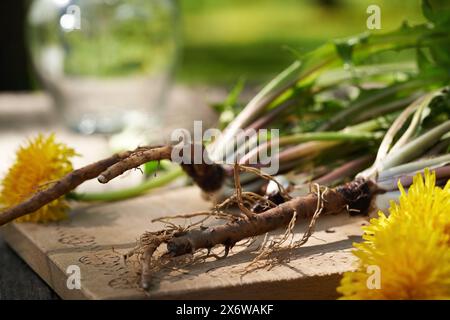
{"left": 178, "top": 0, "right": 424, "bottom": 85}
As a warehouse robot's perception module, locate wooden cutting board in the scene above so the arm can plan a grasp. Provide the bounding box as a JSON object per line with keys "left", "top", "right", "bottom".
{"left": 1, "top": 186, "right": 367, "bottom": 300}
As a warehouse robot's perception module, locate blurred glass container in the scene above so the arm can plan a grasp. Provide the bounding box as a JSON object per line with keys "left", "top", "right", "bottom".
{"left": 27, "top": 0, "right": 179, "bottom": 134}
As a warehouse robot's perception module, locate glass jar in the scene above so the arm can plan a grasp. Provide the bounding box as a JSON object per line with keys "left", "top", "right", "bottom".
{"left": 28, "top": 0, "right": 179, "bottom": 134}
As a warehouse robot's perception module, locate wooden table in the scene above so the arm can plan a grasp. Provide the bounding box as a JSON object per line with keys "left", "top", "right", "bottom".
{"left": 0, "top": 88, "right": 222, "bottom": 299}
{"left": 0, "top": 90, "right": 366, "bottom": 300}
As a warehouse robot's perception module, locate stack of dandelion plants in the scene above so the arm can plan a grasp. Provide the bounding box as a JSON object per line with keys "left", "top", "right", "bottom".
{"left": 0, "top": 0, "right": 449, "bottom": 290}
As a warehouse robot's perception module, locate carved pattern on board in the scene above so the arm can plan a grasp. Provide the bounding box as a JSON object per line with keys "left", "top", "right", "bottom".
{"left": 55, "top": 225, "right": 139, "bottom": 291}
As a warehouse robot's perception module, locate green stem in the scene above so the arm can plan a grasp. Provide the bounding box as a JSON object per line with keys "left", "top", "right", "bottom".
{"left": 214, "top": 23, "right": 438, "bottom": 160}
{"left": 317, "top": 80, "right": 425, "bottom": 131}
{"left": 67, "top": 168, "right": 184, "bottom": 202}
{"left": 353, "top": 93, "right": 422, "bottom": 123}
{"left": 389, "top": 92, "right": 433, "bottom": 152}
{"left": 276, "top": 116, "right": 391, "bottom": 165}
{"left": 315, "top": 62, "right": 417, "bottom": 88}
{"left": 211, "top": 60, "right": 315, "bottom": 160}
{"left": 381, "top": 120, "right": 450, "bottom": 170}
{"left": 343, "top": 116, "right": 391, "bottom": 133}
{"left": 279, "top": 131, "right": 380, "bottom": 145}
{"left": 357, "top": 97, "right": 424, "bottom": 179}
{"left": 378, "top": 153, "right": 450, "bottom": 181}
{"left": 240, "top": 130, "right": 380, "bottom": 165}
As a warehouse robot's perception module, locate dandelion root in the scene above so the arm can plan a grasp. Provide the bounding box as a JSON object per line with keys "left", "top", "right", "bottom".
{"left": 0, "top": 144, "right": 225, "bottom": 225}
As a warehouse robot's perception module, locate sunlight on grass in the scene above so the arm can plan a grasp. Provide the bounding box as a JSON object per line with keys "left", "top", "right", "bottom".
{"left": 179, "top": 0, "right": 424, "bottom": 85}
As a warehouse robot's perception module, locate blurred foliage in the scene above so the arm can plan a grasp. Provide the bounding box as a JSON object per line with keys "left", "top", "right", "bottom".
{"left": 178, "top": 0, "right": 425, "bottom": 85}
{"left": 21, "top": 0, "right": 427, "bottom": 89}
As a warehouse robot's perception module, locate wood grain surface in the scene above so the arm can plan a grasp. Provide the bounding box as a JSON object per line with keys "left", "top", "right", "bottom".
{"left": 1, "top": 186, "right": 367, "bottom": 299}
{"left": 0, "top": 92, "right": 367, "bottom": 299}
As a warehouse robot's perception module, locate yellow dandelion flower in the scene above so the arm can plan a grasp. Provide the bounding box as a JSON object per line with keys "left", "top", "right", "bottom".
{"left": 337, "top": 169, "right": 450, "bottom": 299}
{"left": 0, "top": 134, "right": 76, "bottom": 223}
